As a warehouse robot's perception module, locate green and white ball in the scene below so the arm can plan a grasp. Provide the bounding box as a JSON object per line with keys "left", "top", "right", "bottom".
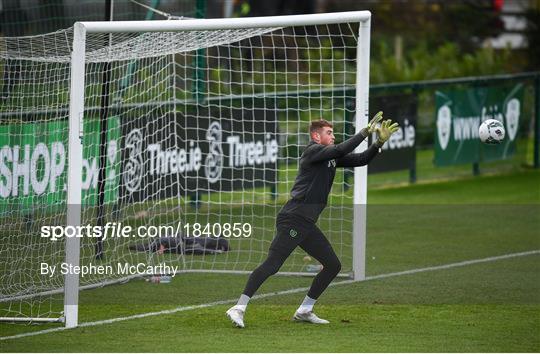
{"left": 479, "top": 119, "right": 505, "bottom": 145}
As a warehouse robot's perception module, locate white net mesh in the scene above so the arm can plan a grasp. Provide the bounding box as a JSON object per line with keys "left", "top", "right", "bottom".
{"left": 0, "top": 20, "right": 360, "bottom": 321}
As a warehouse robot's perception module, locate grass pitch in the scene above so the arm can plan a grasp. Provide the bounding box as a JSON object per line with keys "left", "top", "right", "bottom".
{"left": 0, "top": 169, "right": 539, "bottom": 352}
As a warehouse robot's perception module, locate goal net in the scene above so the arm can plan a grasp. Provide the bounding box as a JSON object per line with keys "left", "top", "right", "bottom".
{"left": 0, "top": 12, "right": 371, "bottom": 325}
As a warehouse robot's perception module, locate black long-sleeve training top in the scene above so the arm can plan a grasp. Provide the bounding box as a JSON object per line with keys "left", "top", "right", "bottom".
{"left": 279, "top": 130, "right": 382, "bottom": 223}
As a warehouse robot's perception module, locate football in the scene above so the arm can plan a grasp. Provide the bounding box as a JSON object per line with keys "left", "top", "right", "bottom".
{"left": 479, "top": 119, "right": 505, "bottom": 144}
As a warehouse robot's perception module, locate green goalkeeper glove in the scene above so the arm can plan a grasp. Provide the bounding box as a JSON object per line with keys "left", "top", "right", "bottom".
{"left": 361, "top": 111, "right": 384, "bottom": 136}
{"left": 376, "top": 119, "right": 400, "bottom": 145}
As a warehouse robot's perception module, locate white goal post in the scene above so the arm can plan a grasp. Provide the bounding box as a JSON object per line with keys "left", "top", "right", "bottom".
{"left": 0, "top": 11, "right": 371, "bottom": 328}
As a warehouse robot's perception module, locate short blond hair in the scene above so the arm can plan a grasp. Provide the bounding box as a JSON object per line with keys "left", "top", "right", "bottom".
{"left": 309, "top": 119, "right": 333, "bottom": 133}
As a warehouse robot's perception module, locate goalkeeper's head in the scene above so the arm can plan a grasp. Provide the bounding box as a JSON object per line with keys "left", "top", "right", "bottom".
{"left": 310, "top": 119, "right": 335, "bottom": 146}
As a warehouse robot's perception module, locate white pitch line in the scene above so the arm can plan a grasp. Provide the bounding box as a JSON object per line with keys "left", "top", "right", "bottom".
{"left": 2, "top": 249, "right": 539, "bottom": 342}
{"left": 365, "top": 249, "right": 540, "bottom": 281}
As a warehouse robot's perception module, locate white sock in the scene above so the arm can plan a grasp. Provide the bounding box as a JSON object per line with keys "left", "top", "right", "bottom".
{"left": 234, "top": 294, "right": 250, "bottom": 312}
{"left": 297, "top": 295, "right": 316, "bottom": 313}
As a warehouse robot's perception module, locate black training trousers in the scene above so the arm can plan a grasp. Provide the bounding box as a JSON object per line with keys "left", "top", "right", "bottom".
{"left": 242, "top": 213, "right": 341, "bottom": 299}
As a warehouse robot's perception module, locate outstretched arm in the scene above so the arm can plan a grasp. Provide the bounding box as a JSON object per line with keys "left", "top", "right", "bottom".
{"left": 336, "top": 142, "right": 382, "bottom": 167}
{"left": 305, "top": 111, "right": 384, "bottom": 164}
{"left": 305, "top": 130, "right": 368, "bottom": 163}
{"left": 337, "top": 119, "right": 401, "bottom": 167}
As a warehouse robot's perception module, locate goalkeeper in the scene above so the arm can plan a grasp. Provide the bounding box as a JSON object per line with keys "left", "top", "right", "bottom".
{"left": 226, "top": 112, "right": 399, "bottom": 327}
